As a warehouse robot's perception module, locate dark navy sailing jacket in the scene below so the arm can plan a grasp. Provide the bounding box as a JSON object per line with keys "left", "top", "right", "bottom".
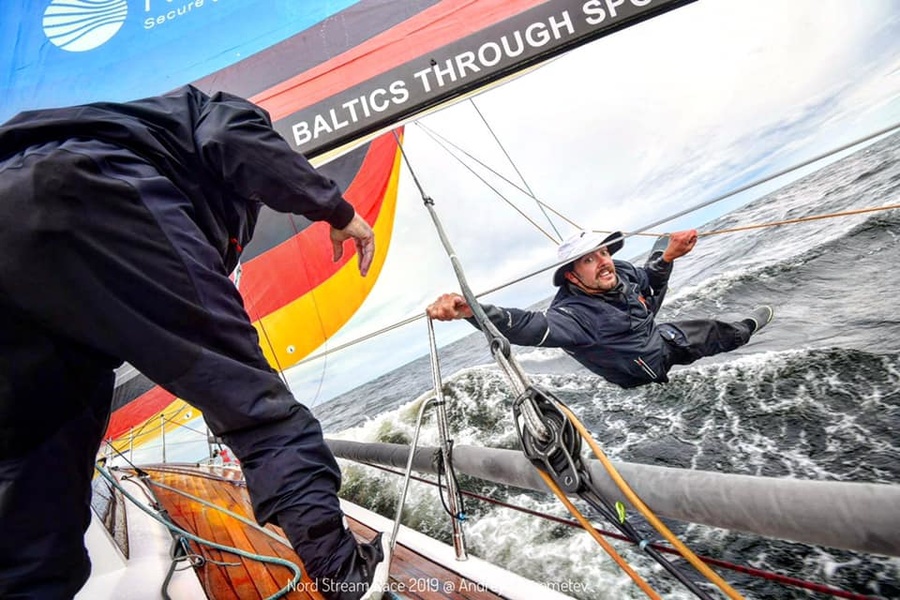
{"left": 476, "top": 256, "right": 674, "bottom": 388}
{"left": 0, "top": 85, "right": 354, "bottom": 273}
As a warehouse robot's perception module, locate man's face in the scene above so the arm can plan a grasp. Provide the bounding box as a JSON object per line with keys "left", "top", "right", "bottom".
{"left": 566, "top": 247, "right": 618, "bottom": 293}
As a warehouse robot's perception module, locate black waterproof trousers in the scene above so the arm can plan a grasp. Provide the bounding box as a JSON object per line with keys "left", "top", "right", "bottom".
{"left": 659, "top": 319, "right": 754, "bottom": 369}
{"left": 0, "top": 139, "right": 355, "bottom": 598}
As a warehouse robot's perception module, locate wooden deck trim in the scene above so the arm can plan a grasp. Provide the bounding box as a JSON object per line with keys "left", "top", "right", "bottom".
{"left": 139, "top": 465, "right": 506, "bottom": 600}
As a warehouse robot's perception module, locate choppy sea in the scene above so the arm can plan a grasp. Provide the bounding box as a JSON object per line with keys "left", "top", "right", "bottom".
{"left": 129, "top": 132, "right": 900, "bottom": 599}
{"left": 312, "top": 132, "right": 900, "bottom": 599}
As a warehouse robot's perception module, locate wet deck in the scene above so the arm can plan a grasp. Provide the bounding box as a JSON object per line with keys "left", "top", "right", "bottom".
{"left": 139, "top": 465, "right": 505, "bottom": 599}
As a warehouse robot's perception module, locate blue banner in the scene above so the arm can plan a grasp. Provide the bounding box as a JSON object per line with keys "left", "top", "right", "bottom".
{"left": 1, "top": 0, "right": 358, "bottom": 121}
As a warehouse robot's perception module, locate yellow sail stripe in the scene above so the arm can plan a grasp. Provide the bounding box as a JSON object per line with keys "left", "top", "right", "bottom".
{"left": 252, "top": 147, "right": 400, "bottom": 369}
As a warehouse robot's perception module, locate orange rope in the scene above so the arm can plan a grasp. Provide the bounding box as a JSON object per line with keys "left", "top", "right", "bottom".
{"left": 536, "top": 470, "right": 662, "bottom": 599}
{"left": 555, "top": 402, "right": 746, "bottom": 600}
{"left": 697, "top": 203, "right": 900, "bottom": 237}
{"left": 560, "top": 203, "right": 900, "bottom": 598}
{"left": 590, "top": 202, "right": 899, "bottom": 239}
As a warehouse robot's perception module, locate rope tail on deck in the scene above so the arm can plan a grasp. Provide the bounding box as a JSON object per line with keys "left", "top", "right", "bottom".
{"left": 94, "top": 463, "right": 302, "bottom": 600}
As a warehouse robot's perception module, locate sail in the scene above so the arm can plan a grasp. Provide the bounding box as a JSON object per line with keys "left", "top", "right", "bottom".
{"left": 104, "top": 132, "right": 403, "bottom": 441}
{"left": 3, "top": 0, "right": 695, "bottom": 155}
{"left": 2, "top": 0, "right": 695, "bottom": 442}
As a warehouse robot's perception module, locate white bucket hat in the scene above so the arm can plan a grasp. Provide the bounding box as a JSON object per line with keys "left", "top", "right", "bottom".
{"left": 552, "top": 230, "right": 624, "bottom": 286}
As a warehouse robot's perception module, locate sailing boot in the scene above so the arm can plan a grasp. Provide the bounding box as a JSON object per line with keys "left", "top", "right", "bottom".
{"left": 317, "top": 532, "right": 391, "bottom": 600}
{"left": 742, "top": 305, "right": 774, "bottom": 336}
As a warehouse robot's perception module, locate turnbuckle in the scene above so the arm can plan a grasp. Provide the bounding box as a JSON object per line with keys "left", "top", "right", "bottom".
{"left": 513, "top": 386, "right": 584, "bottom": 494}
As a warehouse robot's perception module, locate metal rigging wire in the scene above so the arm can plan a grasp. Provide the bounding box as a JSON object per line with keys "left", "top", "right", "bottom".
{"left": 292, "top": 120, "right": 900, "bottom": 368}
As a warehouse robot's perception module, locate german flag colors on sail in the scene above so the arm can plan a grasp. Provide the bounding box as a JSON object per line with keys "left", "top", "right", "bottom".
{"left": 105, "top": 130, "right": 402, "bottom": 442}
{"left": 242, "top": 130, "right": 401, "bottom": 369}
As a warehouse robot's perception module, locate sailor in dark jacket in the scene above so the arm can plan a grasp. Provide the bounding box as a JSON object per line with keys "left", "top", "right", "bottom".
{"left": 0, "top": 86, "right": 387, "bottom": 599}
{"left": 427, "top": 230, "right": 773, "bottom": 388}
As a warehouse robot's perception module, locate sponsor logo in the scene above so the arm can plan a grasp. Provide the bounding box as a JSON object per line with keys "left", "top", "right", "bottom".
{"left": 42, "top": 0, "right": 129, "bottom": 52}
{"left": 41, "top": 0, "right": 224, "bottom": 53}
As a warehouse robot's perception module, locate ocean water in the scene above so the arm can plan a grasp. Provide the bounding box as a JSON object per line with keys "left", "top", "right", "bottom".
{"left": 314, "top": 132, "right": 900, "bottom": 599}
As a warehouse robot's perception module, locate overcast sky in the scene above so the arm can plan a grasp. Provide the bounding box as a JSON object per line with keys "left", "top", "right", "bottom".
{"left": 286, "top": 0, "right": 900, "bottom": 407}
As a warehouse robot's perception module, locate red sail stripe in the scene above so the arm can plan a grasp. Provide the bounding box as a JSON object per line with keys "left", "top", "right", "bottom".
{"left": 253, "top": 0, "right": 543, "bottom": 120}
{"left": 238, "top": 130, "right": 397, "bottom": 317}
{"left": 106, "top": 387, "right": 176, "bottom": 441}
{"left": 105, "top": 132, "right": 401, "bottom": 439}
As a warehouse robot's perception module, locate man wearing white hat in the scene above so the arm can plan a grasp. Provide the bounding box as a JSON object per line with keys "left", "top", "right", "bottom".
{"left": 427, "top": 229, "right": 773, "bottom": 388}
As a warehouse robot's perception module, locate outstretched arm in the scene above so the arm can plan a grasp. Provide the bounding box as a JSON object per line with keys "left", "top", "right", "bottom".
{"left": 194, "top": 91, "right": 355, "bottom": 229}
{"left": 641, "top": 229, "right": 696, "bottom": 313}
{"left": 193, "top": 91, "right": 375, "bottom": 276}
{"left": 426, "top": 293, "right": 592, "bottom": 348}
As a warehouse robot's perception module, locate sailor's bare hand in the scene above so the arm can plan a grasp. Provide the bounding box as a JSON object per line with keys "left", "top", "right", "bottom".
{"left": 331, "top": 211, "right": 375, "bottom": 276}
{"left": 662, "top": 229, "right": 698, "bottom": 262}
{"left": 426, "top": 293, "right": 473, "bottom": 321}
